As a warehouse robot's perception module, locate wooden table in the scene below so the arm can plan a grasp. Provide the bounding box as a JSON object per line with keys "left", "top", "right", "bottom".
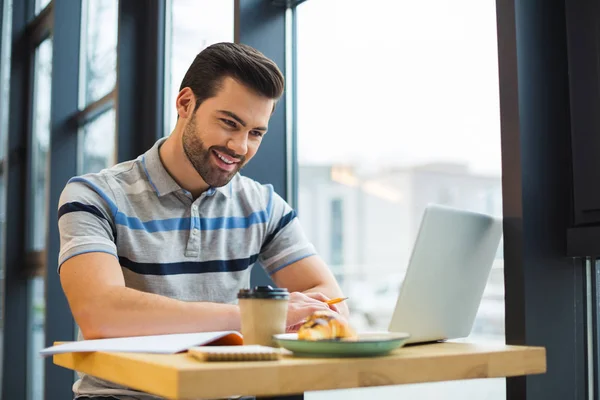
{"left": 54, "top": 342, "right": 546, "bottom": 399}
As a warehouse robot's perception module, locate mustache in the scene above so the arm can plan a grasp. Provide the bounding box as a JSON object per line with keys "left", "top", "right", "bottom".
{"left": 210, "top": 146, "right": 245, "bottom": 163}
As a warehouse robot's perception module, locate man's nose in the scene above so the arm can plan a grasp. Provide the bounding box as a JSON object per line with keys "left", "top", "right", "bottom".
{"left": 227, "top": 134, "right": 248, "bottom": 156}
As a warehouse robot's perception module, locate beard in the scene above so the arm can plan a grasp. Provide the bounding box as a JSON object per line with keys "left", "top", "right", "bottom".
{"left": 181, "top": 115, "right": 246, "bottom": 188}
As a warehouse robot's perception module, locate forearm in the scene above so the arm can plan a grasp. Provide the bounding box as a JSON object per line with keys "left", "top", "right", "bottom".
{"left": 76, "top": 286, "right": 241, "bottom": 339}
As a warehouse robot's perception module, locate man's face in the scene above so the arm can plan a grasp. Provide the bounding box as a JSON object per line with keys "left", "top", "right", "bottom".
{"left": 181, "top": 77, "right": 274, "bottom": 188}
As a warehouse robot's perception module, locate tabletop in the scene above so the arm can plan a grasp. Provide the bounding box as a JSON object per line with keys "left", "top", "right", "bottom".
{"left": 54, "top": 341, "right": 546, "bottom": 399}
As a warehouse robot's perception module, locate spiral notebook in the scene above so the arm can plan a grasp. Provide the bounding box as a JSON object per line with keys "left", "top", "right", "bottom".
{"left": 188, "top": 345, "right": 282, "bottom": 362}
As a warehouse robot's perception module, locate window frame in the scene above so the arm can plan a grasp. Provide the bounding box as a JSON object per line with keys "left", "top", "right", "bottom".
{"left": 42, "top": 0, "right": 83, "bottom": 398}
{"left": 115, "top": 0, "right": 166, "bottom": 162}
{"left": 2, "top": 0, "right": 54, "bottom": 397}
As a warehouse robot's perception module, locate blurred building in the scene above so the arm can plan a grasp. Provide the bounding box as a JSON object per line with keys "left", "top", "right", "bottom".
{"left": 299, "top": 163, "right": 504, "bottom": 336}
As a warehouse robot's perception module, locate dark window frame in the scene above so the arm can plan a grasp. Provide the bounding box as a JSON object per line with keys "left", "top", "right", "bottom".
{"left": 116, "top": 0, "right": 166, "bottom": 161}
{"left": 43, "top": 0, "right": 82, "bottom": 398}
{"left": 2, "top": 0, "right": 55, "bottom": 398}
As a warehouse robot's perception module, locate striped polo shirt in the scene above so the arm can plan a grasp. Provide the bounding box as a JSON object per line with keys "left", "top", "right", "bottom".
{"left": 57, "top": 137, "right": 315, "bottom": 399}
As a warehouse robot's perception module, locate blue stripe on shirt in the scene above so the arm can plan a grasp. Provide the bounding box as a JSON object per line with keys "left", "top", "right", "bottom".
{"left": 113, "top": 210, "right": 269, "bottom": 232}
{"left": 114, "top": 214, "right": 188, "bottom": 232}
{"left": 141, "top": 155, "right": 161, "bottom": 195}
{"left": 58, "top": 201, "right": 107, "bottom": 221}
{"left": 262, "top": 210, "right": 297, "bottom": 251}
{"left": 68, "top": 177, "right": 271, "bottom": 233}
{"left": 268, "top": 253, "right": 316, "bottom": 275}
{"left": 68, "top": 177, "right": 119, "bottom": 216}
{"left": 118, "top": 254, "right": 259, "bottom": 275}
{"left": 58, "top": 201, "right": 117, "bottom": 238}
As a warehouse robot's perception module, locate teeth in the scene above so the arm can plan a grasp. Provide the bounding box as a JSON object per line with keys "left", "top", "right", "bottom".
{"left": 216, "top": 152, "right": 234, "bottom": 164}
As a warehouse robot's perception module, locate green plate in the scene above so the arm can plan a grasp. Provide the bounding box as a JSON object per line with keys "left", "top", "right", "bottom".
{"left": 272, "top": 332, "right": 410, "bottom": 358}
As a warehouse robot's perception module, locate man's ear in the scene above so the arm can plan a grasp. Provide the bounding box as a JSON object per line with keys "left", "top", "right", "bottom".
{"left": 176, "top": 87, "right": 196, "bottom": 119}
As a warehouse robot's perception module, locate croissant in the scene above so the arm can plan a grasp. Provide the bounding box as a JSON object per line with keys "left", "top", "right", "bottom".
{"left": 297, "top": 310, "right": 356, "bottom": 341}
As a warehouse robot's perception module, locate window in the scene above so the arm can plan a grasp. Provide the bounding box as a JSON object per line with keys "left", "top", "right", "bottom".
{"left": 0, "top": 0, "right": 12, "bottom": 390}
{"left": 296, "top": 1, "right": 504, "bottom": 398}
{"left": 79, "top": 108, "right": 116, "bottom": 174}
{"left": 330, "top": 198, "right": 344, "bottom": 268}
{"left": 27, "top": 37, "right": 52, "bottom": 400}
{"left": 80, "top": 0, "right": 118, "bottom": 106}
{"left": 78, "top": 0, "right": 118, "bottom": 174}
{"left": 34, "top": 0, "right": 51, "bottom": 15}
{"left": 28, "top": 39, "right": 52, "bottom": 252}
{"left": 165, "top": 0, "right": 234, "bottom": 133}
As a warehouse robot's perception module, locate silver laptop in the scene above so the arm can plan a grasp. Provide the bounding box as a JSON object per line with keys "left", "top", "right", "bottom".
{"left": 388, "top": 204, "right": 502, "bottom": 344}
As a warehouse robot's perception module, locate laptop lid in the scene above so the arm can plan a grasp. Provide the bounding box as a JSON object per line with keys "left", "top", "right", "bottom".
{"left": 388, "top": 204, "right": 502, "bottom": 344}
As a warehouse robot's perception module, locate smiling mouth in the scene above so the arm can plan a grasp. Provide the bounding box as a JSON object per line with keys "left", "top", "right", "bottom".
{"left": 213, "top": 150, "right": 236, "bottom": 164}
{"left": 212, "top": 149, "right": 240, "bottom": 171}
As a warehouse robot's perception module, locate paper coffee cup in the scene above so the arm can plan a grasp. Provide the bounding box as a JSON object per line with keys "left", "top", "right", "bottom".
{"left": 238, "top": 286, "right": 289, "bottom": 347}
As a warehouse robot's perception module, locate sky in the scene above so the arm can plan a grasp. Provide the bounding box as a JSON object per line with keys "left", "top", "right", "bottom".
{"left": 169, "top": 0, "right": 502, "bottom": 176}
{"left": 296, "top": 0, "right": 502, "bottom": 176}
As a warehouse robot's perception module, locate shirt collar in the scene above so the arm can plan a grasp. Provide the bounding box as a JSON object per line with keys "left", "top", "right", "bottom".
{"left": 142, "top": 138, "right": 232, "bottom": 198}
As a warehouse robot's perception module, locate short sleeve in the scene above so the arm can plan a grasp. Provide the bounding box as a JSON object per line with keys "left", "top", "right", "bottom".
{"left": 258, "top": 185, "right": 316, "bottom": 275}
{"left": 57, "top": 175, "right": 119, "bottom": 271}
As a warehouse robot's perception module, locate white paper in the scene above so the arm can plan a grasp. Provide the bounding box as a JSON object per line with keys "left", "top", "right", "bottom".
{"left": 39, "top": 331, "right": 241, "bottom": 357}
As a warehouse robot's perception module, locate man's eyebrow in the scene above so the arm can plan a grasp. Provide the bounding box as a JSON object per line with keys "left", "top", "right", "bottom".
{"left": 217, "top": 110, "right": 268, "bottom": 131}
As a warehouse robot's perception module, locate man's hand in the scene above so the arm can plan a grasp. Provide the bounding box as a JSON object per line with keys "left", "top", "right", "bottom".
{"left": 271, "top": 255, "right": 350, "bottom": 319}
{"left": 302, "top": 292, "right": 343, "bottom": 314}
{"left": 286, "top": 291, "right": 332, "bottom": 331}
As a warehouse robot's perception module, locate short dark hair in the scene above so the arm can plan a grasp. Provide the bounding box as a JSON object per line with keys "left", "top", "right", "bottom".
{"left": 179, "top": 42, "right": 285, "bottom": 111}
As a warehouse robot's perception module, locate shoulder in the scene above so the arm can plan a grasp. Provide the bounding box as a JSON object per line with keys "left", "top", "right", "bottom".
{"left": 59, "top": 158, "right": 143, "bottom": 213}
{"left": 233, "top": 174, "right": 272, "bottom": 196}
{"left": 232, "top": 175, "right": 289, "bottom": 216}
{"left": 233, "top": 174, "right": 279, "bottom": 203}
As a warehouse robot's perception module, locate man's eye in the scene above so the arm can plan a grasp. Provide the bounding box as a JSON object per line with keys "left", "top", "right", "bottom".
{"left": 250, "top": 131, "right": 264, "bottom": 138}
{"left": 221, "top": 119, "right": 237, "bottom": 128}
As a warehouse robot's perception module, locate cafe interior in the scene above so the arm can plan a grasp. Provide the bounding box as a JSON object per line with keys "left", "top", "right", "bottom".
{"left": 0, "top": 0, "right": 598, "bottom": 399}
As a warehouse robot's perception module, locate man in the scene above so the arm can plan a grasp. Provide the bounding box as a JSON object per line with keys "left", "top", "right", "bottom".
{"left": 58, "top": 42, "right": 348, "bottom": 399}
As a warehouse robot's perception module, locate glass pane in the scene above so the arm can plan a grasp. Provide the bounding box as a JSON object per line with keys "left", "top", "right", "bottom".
{"left": 29, "top": 39, "right": 52, "bottom": 251}
{"left": 79, "top": 108, "right": 116, "bottom": 175}
{"left": 27, "top": 37, "right": 52, "bottom": 400}
{"left": 27, "top": 276, "right": 45, "bottom": 400}
{"left": 297, "top": 1, "right": 504, "bottom": 399}
{"left": 165, "top": 0, "right": 234, "bottom": 133}
{"left": 0, "top": 0, "right": 12, "bottom": 390}
{"left": 35, "top": 0, "right": 51, "bottom": 15}
{"left": 80, "top": 0, "right": 118, "bottom": 106}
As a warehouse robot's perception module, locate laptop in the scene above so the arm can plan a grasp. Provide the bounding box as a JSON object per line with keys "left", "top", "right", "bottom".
{"left": 387, "top": 204, "right": 502, "bottom": 344}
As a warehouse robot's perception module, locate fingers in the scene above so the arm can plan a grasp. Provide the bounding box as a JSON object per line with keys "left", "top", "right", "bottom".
{"left": 298, "top": 292, "right": 342, "bottom": 313}
{"left": 286, "top": 292, "right": 335, "bottom": 327}
{"left": 289, "top": 292, "right": 341, "bottom": 314}
{"left": 286, "top": 322, "right": 304, "bottom": 333}
{"left": 303, "top": 292, "right": 330, "bottom": 302}
{"left": 308, "top": 302, "right": 331, "bottom": 314}
{"left": 328, "top": 303, "right": 341, "bottom": 313}
{"left": 289, "top": 291, "right": 327, "bottom": 304}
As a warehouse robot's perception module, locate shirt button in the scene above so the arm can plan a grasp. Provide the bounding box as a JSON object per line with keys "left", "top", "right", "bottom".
{"left": 192, "top": 205, "right": 198, "bottom": 212}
